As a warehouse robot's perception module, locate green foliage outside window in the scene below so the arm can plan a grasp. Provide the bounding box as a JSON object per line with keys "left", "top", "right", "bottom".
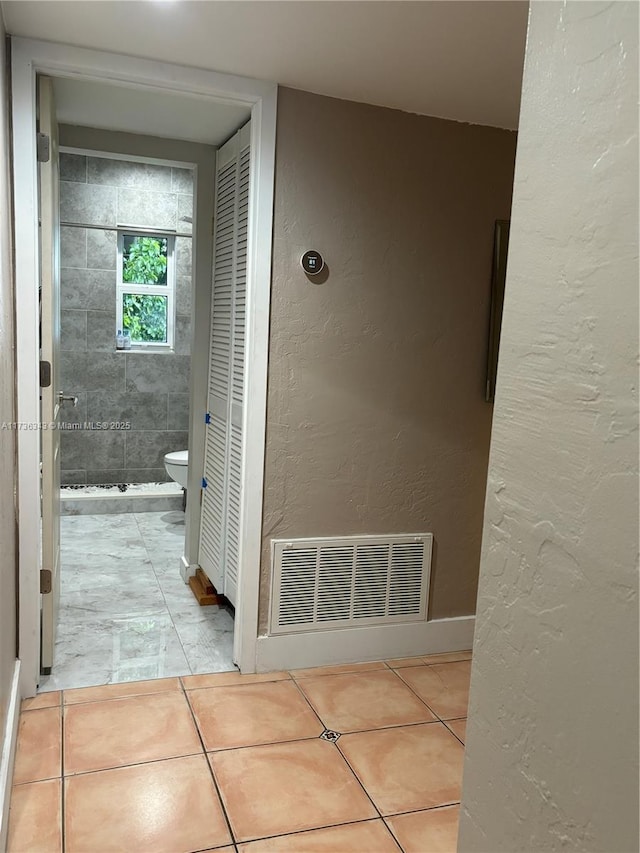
{"left": 122, "top": 294, "right": 168, "bottom": 342}
{"left": 122, "top": 236, "right": 169, "bottom": 343}
{"left": 123, "top": 236, "right": 167, "bottom": 285}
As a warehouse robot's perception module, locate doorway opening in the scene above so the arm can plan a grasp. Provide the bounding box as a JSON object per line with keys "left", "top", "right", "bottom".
{"left": 47, "top": 134, "right": 238, "bottom": 690}
{"left": 12, "top": 39, "right": 277, "bottom": 698}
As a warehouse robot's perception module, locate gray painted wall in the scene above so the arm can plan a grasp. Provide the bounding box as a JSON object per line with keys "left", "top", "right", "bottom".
{"left": 259, "top": 88, "right": 517, "bottom": 631}
{"left": 59, "top": 152, "right": 192, "bottom": 485}
{"left": 459, "top": 2, "right": 639, "bottom": 851}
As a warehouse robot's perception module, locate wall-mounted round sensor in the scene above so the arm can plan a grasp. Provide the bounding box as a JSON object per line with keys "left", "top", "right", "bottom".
{"left": 301, "top": 250, "right": 325, "bottom": 276}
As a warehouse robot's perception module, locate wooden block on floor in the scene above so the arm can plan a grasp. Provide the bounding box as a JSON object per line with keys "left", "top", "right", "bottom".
{"left": 196, "top": 567, "right": 215, "bottom": 596}
{"left": 189, "top": 573, "right": 220, "bottom": 606}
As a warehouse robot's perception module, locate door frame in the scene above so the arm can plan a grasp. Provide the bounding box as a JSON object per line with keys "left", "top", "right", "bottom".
{"left": 11, "top": 37, "right": 277, "bottom": 696}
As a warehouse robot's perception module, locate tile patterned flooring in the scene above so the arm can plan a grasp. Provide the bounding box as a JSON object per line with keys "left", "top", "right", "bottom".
{"left": 41, "top": 512, "right": 235, "bottom": 692}
{"left": 8, "top": 652, "right": 471, "bottom": 852}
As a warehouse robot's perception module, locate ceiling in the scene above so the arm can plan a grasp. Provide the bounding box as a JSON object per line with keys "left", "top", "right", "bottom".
{"left": 2, "top": 1, "right": 528, "bottom": 130}
{"left": 53, "top": 76, "right": 251, "bottom": 145}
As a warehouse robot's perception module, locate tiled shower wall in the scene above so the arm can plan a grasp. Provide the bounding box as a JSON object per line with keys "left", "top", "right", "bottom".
{"left": 59, "top": 152, "right": 193, "bottom": 485}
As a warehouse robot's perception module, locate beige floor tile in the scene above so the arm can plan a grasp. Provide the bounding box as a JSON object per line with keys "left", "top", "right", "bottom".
{"left": 445, "top": 718, "right": 467, "bottom": 743}
{"left": 7, "top": 778, "right": 62, "bottom": 853}
{"left": 64, "top": 755, "right": 232, "bottom": 853}
{"left": 386, "top": 805, "right": 460, "bottom": 853}
{"left": 338, "top": 722, "right": 464, "bottom": 815}
{"left": 12, "top": 707, "right": 61, "bottom": 785}
{"left": 384, "top": 657, "right": 426, "bottom": 669}
{"left": 297, "top": 669, "right": 435, "bottom": 732}
{"left": 422, "top": 651, "right": 472, "bottom": 665}
{"left": 64, "top": 690, "right": 202, "bottom": 775}
{"left": 63, "top": 677, "right": 181, "bottom": 705}
{"left": 210, "top": 738, "right": 377, "bottom": 842}
{"left": 238, "top": 819, "right": 399, "bottom": 852}
{"left": 398, "top": 661, "right": 471, "bottom": 719}
{"left": 21, "top": 692, "right": 61, "bottom": 712}
{"left": 290, "top": 661, "right": 387, "bottom": 679}
{"left": 182, "top": 670, "right": 291, "bottom": 689}
{"left": 189, "top": 679, "right": 323, "bottom": 751}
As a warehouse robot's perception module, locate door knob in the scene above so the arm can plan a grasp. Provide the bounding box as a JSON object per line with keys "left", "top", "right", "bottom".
{"left": 58, "top": 393, "right": 78, "bottom": 407}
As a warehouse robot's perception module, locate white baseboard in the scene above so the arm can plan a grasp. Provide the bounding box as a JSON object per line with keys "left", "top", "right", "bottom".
{"left": 255, "top": 616, "right": 475, "bottom": 673}
{"left": 0, "top": 661, "right": 21, "bottom": 851}
{"left": 180, "top": 555, "right": 197, "bottom": 582}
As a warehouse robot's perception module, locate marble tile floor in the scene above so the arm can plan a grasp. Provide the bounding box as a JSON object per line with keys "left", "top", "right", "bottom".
{"left": 39, "top": 511, "right": 235, "bottom": 692}
{"left": 8, "top": 652, "right": 471, "bottom": 853}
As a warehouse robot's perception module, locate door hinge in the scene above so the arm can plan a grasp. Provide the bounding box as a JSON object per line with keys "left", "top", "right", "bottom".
{"left": 40, "top": 569, "right": 52, "bottom": 594}
{"left": 205, "top": 412, "right": 211, "bottom": 424}
{"left": 37, "top": 133, "right": 50, "bottom": 163}
{"left": 40, "top": 360, "right": 51, "bottom": 388}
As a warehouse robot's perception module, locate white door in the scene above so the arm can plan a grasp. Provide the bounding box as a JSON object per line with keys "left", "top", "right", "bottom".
{"left": 38, "top": 76, "right": 62, "bottom": 674}
{"left": 199, "top": 122, "right": 250, "bottom": 607}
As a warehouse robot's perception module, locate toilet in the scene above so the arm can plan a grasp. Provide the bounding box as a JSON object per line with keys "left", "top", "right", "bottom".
{"left": 164, "top": 450, "right": 189, "bottom": 489}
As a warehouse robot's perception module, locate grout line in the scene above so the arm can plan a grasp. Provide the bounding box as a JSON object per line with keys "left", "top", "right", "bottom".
{"left": 292, "top": 670, "right": 458, "bottom": 746}
{"left": 182, "top": 673, "right": 288, "bottom": 691}
{"left": 219, "top": 815, "right": 400, "bottom": 851}
{"left": 60, "top": 750, "right": 204, "bottom": 780}
{"left": 381, "top": 819, "right": 405, "bottom": 853}
{"left": 131, "top": 512, "right": 194, "bottom": 674}
{"left": 422, "top": 656, "right": 472, "bottom": 667}
{"left": 12, "top": 773, "right": 63, "bottom": 788}
{"left": 288, "top": 677, "right": 332, "bottom": 734}
{"left": 19, "top": 699, "right": 62, "bottom": 715}
{"left": 61, "top": 684, "right": 182, "bottom": 708}
{"left": 182, "top": 724, "right": 459, "bottom": 850}
{"left": 443, "top": 719, "right": 466, "bottom": 747}
{"left": 330, "top": 718, "right": 441, "bottom": 740}
{"left": 335, "top": 734, "right": 461, "bottom": 853}
{"left": 384, "top": 800, "right": 463, "bottom": 819}
{"left": 60, "top": 701, "right": 66, "bottom": 853}
{"left": 332, "top": 739, "right": 386, "bottom": 825}
{"left": 288, "top": 679, "right": 444, "bottom": 742}
{"left": 290, "top": 663, "right": 387, "bottom": 680}
{"left": 288, "top": 662, "right": 387, "bottom": 829}
{"left": 378, "top": 667, "right": 456, "bottom": 726}
{"left": 393, "top": 668, "right": 452, "bottom": 726}
{"left": 182, "top": 687, "right": 237, "bottom": 847}
{"left": 288, "top": 657, "right": 471, "bottom": 681}
{"left": 196, "top": 735, "right": 323, "bottom": 758}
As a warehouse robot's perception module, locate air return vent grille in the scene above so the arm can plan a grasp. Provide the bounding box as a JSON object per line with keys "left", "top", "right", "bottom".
{"left": 269, "top": 534, "right": 432, "bottom": 635}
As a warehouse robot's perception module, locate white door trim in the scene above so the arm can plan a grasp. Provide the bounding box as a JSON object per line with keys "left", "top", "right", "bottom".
{"left": 11, "top": 37, "right": 277, "bottom": 695}
{"left": 0, "top": 660, "right": 21, "bottom": 852}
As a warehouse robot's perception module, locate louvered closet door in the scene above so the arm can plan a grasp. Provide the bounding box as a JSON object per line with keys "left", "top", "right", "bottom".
{"left": 199, "top": 122, "right": 251, "bottom": 605}
{"left": 224, "top": 123, "right": 251, "bottom": 606}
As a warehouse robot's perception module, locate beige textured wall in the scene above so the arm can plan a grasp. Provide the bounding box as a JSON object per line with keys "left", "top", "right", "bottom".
{"left": 459, "top": 2, "right": 639, "bottom": 851}
{"left": 259, "top": 87, "right": 517, "bottom": 632}
{"left": 0, "top": 27, "right": 17, "bottom": 737}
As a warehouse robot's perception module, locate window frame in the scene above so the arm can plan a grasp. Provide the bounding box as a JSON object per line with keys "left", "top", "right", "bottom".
{"left": 116, "top": 229, "right": 176, "bottom": 352}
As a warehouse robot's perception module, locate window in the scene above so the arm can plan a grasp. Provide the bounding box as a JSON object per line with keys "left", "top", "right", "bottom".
{"left": 116, "top": 231, "right": 176, "bottom": 350}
